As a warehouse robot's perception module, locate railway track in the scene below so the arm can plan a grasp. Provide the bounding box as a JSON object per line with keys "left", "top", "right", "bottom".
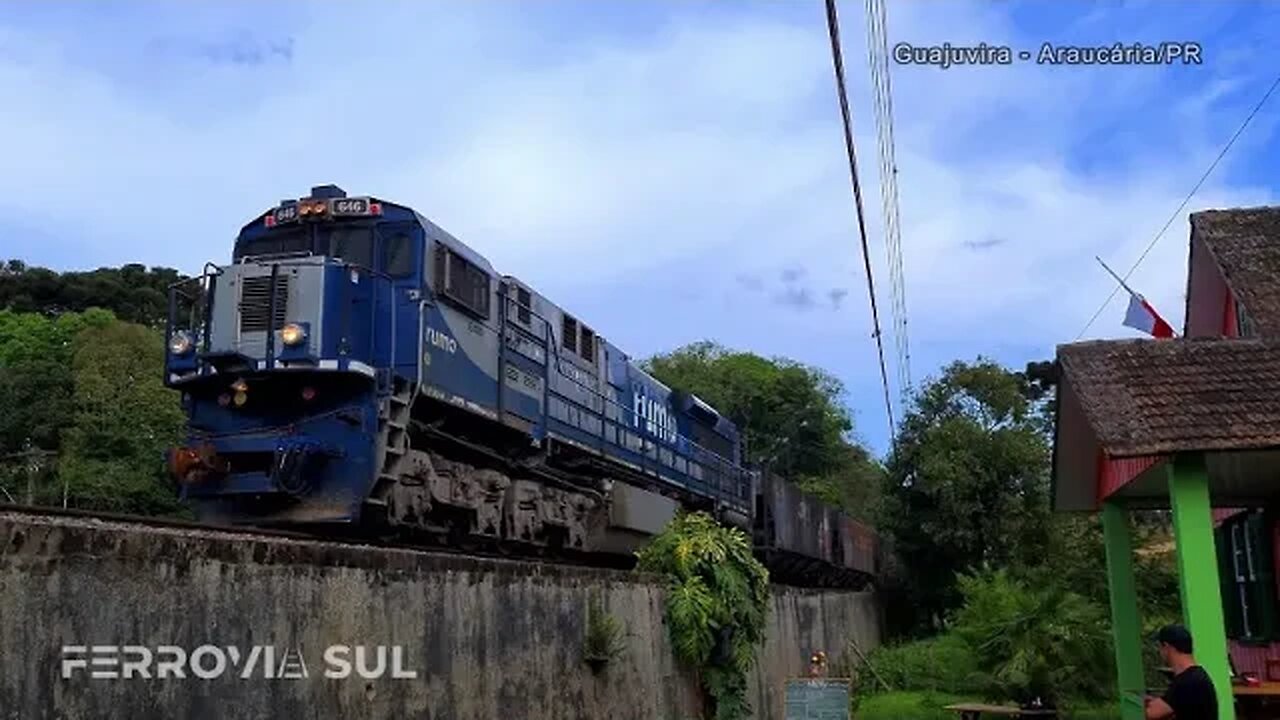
{"left": 0, "top": 503, "right": 876, "bottom": 590}
{"left": 0, "top": 502, "right": 637, "bottom": 574}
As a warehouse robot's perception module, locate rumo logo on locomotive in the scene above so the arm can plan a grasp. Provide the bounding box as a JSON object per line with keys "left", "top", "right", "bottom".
{"left": 163, "top": 185, "right": 877, "bottom": 587}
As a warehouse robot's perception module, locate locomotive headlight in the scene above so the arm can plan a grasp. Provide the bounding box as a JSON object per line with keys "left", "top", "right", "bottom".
{"left": 168, "top": 331, "right": 193, "bottom": 356}
{"left": 299, "top": 200, "right": 328, "bottom": 217}
{"left": 229, "top": 378, "right": 249, "bottom": 408}
{"left": 281, "top": 323, "right": 307, "bottom": 347}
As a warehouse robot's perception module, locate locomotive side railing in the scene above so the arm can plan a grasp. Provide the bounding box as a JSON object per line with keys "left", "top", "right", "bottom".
{"left": 447, "top": 285, "right": 752, "bottom": 507}
{"left": 496, "top": 291, "right": 752, "bottom": 511}
{"left": 166, "top": 263, "right": 221, "bottom": 376}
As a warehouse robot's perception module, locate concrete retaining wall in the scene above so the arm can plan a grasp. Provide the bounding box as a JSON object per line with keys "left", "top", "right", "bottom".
{"left": 0, "top": 510, "right": 881, "bottom": 720}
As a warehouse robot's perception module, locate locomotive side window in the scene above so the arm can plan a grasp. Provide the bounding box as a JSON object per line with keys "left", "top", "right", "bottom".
{"left": 327, "top": 227, "right": 374, "bottom": 268}
{"left": 382, "top": 233, "right": 414, "bottom": 277}
{"left": 562, "top": 315, "right": 578, "bottom": 353}
{"left": 517, "top": 287, "right": 531, "bottom": 324}
{"left": 434, "top": 246, "right": 491, "bottom": 318}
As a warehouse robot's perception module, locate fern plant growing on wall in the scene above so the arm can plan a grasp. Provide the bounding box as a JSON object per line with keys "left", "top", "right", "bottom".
{"left": 636, "top": 511, "right": 771, "bottom": 720}
{"left": 583, "top": 593, "right": 627, "bottom": 674}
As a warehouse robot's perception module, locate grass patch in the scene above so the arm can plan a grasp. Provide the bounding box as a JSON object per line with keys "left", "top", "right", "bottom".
{"left": 858, "top": 634, "right": 982, "bottom": 697}
{"left": 854, "top": 692, "right": 1121, "bottom": 720}
{"left": 1058, "top": 705, "right": 1121, "bottom": 720}
{"left": 855, "top": 691, "right": 967, "bottom": 720}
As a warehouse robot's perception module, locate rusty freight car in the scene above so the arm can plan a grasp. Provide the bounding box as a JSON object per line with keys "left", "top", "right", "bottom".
{"left": 753, "top": 474, "right": 879, "bottom": 589}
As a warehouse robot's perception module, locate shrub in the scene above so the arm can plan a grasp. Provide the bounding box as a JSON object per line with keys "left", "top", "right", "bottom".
{"left": 636, "top": 511, "right": 770, "bottom": 720}
{"left": 950, "top": 569, "right": 1113, "bottom": 706}
{"left": 859, "top": 634, "right": 982, "bottom": 697}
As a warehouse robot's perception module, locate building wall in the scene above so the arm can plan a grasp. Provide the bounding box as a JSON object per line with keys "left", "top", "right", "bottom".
{"left": 0, "top": 510, "right": 882, "bottom": 720}
{"left": 1229, "top": 641, "right": 1280, "bottom": 680}
{"left": 1185, "top": 235, "right": 1232, "bottom": 338}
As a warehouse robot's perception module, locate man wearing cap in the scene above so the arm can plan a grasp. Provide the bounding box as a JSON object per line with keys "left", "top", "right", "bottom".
{"left": 1145, "top": 624, "right": 1217, "bottom": 719}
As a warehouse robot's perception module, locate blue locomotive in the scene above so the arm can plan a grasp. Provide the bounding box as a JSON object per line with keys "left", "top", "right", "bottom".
{"left": 165, "top": 185, "right": 753, "bottom": 554}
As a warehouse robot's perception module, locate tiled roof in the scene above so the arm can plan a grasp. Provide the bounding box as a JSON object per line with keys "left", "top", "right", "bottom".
{"left": 1192, "top": 207, "right": 1280, "bottom": 338}
{"left": 1056, "top": 337, "right": 1280, "bottom": 457}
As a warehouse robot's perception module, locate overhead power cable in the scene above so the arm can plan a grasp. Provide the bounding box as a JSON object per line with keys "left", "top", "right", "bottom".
{"left": 864, "top": 0, "right": 912, "bottom": 412}
{"left": 824, "top": 0, "right": 896, "bottom": 439}
{"left": 1076, "top": 70, "right": 1280, "bottom": 340}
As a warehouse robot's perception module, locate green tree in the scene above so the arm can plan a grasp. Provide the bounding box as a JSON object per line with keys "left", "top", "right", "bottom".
{"left": 0, "top": 309, "right": 116, "bottom": 455}
{"left": 57, "top": 320, "right": 186, "bottom": 515}
{"left": 882, "top": 359, "right": 1053, "bottom": 634}
{"left": 0, "top": 307, "right": 116, "bottom": 366}
{"left": 0, "top": 261, "right": 183, "bottom": 328}
{"left": 643, "top": 341, "right": 882, "bottom": 519}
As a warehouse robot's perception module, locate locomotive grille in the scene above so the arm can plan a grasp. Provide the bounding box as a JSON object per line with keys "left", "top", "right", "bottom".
{"left": 238, "top": 275, "right": 289, "bottom": 334}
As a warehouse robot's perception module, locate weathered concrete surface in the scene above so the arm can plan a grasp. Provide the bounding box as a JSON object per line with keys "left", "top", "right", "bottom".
{"left": 0, "top": 511, "right": 880, "bottom": 720}
{"left": 749, "top": 588, "right": 882, "bottom": 718}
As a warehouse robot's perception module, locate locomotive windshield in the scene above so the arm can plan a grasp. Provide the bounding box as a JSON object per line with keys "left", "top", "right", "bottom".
{"left": 233, "top": 223, "right": 375, "bottom": 267}
{"left": 324, "top": 226, "right": 373, "bottom": 267}
{"left": 234, "top": 228, "right": 310, "bottom": 260}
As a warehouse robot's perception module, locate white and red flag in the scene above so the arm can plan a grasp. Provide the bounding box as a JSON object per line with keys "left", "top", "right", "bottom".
{"left": 1096, "top": 256, "right": 1177, "bottom": 339}
{"left": 1122, "top": 292, "right": 1176, "bottom": 338}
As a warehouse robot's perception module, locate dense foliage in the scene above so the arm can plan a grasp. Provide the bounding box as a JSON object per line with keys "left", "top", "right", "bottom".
{"left": 865, "top": 358, "right": 1181, "bottom": 712}
{"left": 950, "top": 569, "right": 1112, "bottom": 706}
{"left": 881, "top": 359, "right": 1055, "bottom": 634}
{"left": 59, "top": 321, "right": 187, "bottom": 513}
{"left": 0, "top": 260, "right": 183, "bottom": 328}
{"left": 858, "top": 570, "right": 1113, "bottom": 707}
{"left": 857, "top": 634, "right": 981, "bottom": 697}
{"left": 635, "top": 512, "right": 770, "bottom": 720}
{"left": 0, "top": 308, "right": 185, "bottom": 514}
{"left": 644, "top": 341, "right": 883, "bottom": 520}
{"left": 0, "top": 308, "right": 114, "bottom": 459}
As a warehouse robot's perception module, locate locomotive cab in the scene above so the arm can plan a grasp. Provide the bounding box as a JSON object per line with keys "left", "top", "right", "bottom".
{"left": 165, "top": 185, "right": 424, "bottom": 525}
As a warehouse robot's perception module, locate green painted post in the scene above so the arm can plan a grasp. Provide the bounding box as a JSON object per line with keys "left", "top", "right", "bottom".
{"left": 1168, "top": 453, "right": 1236, "bottom": 720}
{"left": 1102, "top": 501, "right": 1146, "bottom": 720}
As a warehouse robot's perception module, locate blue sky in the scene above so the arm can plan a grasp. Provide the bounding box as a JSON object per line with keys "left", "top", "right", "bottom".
{"left": 2, "top": 1, "right": 1278, "bottom": 455}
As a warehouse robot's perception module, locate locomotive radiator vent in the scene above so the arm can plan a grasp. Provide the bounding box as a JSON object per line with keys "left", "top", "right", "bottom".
{"left": 239, "top": 275, "right": 290, "bottom": 334}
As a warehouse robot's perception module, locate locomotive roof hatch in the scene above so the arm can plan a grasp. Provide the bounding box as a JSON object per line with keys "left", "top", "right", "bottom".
{"left": 308, "top": 184, "right": 348, "bottom": 200}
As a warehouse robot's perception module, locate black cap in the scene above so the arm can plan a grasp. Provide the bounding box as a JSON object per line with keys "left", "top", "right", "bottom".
{"left": 1157, "top": 624, "right": 1193, "bottom": 654}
